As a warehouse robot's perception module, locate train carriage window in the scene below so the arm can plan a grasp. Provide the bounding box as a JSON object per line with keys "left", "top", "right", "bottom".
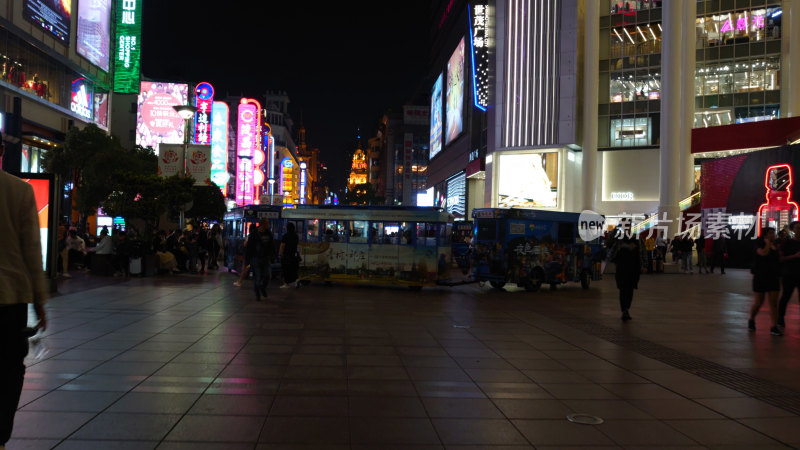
{"left": 306, "top": 219, "right": 319, "bottom": 242}
{"left": 370, "top": 222, "right": 385, "bottom": 244}
{"left": 382, "top": 222, "right": 400, "bottom": 244}
{"left": 416, "top": 223, "right": 437, "bottom": 246}
{"left": 349, "top": 221, "right": 368, "bottom": 243}
{"left": 323, "top": 220, "right": 345, "bottom": 242}
{"left": 476, "top": 221, "right": 496, "bottom": 241}
{"left": 400, "top": 222, "right": 413, "bottom": 245}
{"left": 440, "top": 223, "right": 453, "bottom": 246}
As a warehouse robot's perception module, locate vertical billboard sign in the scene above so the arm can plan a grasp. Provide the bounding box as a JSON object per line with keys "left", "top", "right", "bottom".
{"left": 186, "top": 145, "right": 211, "bottom": 186}
{"left": 70, "top": 78, "right": 94, "bottom": 120}
{"left": 471, "top": 4, "right": 489, "bottom": 110}
{"left": 268, "top": 136, "right": 275, "bottom": 194}
{"left": 430, "top": 73, "right": 443, "bottom": 159}
{"left": 24, "top": 178, "right": 51, "bottom": 271}
{"left": 235, "top": 102, "right": 257, "bottom": 206}
{"left": 136, "top": 82, "right": 189, "bottom": 153}
{"left": 77, "top": 0, "right": 112, "bottom": 71}
{"left": 194, "top": 82, "right": 213, "bottom": 145}
{"left": 446, "top": 37, "right": 465, "bottom": 145}
{"left": 113, "top": 0, "right": 143, "bottom": 93}
{"left": 403, "top": 133, "right": 413, "bottom": 204}
{"left": 94, "top": 92, "right": 109, "bottom": 127}
{"left": 210, "top": 101, "right": 229, "bottom": 195}
{"left": 23, "top": 0, "right": 71, "bottom": 44}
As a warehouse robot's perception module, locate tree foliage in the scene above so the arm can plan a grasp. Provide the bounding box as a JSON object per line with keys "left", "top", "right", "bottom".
{"left": 343, "top": 183, "right": 385, "bottom": 205}
{"left": 186, "top": 184, "right": 227, "bottom": 223}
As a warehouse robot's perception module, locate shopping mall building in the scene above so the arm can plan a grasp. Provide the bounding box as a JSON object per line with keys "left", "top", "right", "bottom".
{"left": 427, "top": 0, "right": 800, "bottom": 233}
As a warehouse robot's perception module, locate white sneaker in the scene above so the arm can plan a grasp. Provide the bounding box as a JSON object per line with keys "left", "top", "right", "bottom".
{"left": 233, "top": 280, "right": 242, "bottom": 287}
{"left": 279, "top": 283, "right": 290, "bottom": 289}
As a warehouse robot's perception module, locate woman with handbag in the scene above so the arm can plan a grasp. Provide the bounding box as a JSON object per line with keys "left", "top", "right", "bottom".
{"left": 279, "top": 222, "right": 300, "bottom": 288}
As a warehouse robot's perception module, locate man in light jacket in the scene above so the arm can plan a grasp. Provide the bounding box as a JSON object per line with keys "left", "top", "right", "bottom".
{"left": 0, "top": 134, "right": 48, "bottom": 449}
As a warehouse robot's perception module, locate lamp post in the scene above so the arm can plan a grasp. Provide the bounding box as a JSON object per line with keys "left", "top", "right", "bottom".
{"left": 267, "top": 178, "right": 276, "bottom": 205}
{"left": 172, "top": 104, "right": 197, "bottom": 229}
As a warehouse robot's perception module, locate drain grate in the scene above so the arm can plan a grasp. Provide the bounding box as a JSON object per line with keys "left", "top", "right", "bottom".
{"left": 533, "top": 310, "right": 800, "bottom": 416}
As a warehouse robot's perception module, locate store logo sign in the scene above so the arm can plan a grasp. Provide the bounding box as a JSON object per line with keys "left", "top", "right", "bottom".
{"left": 579, "top": 210, "right": 605, "bottom": 241}
{"left": 70, "top": 78, "right": 92, "bottom": 120}
{"left": 610, "top": 191, "right": 635, "bottom": 201}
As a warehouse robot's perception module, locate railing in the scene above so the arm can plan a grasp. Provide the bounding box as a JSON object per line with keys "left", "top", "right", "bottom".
{"left": 630, "top": 192, "right": 701, "bottom": 235}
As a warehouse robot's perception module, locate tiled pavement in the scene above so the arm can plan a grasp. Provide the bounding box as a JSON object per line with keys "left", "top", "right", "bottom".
{"left": 7, "top": 267, "right": 800, "bottom": 449}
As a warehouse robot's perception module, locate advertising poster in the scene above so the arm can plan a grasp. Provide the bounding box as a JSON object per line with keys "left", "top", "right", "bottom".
{"left": 157, "top": 144, "right": 183, "bottom": 178}
{"left": 186, "top": 145, "right": 212, "bottom": 186}
{"left": 136, "top": 82, "right": 189, "bottom": 152}
{"left": 445, "top": 37, "right": 465, "bottom": 145}
{"left": 113, "top": 0, "right": 142, "bottom": 93}
{"left": 498, "top": 153, "right": 559, "bottom": 208}
{"left": 94, "top": 92, "right": 109, "bottom": 127}
{"left": 77, "top": 0, "right": 111, "bottom": 72}
{"left": 70, "top": 78, "right": 93, "bottom": 120}
{"left": 430, "top": 74, "right": 443, "bottom": 159}
{"left": 24, "top": 0, "right": 71, "bottom": 44}
{"left": 24, "top": 178, "right": 51, "bottom": 271}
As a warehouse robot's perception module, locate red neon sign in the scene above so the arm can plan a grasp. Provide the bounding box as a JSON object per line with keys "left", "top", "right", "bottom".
{"left": 757, "top": 164, "right": 799, "bottom": 235}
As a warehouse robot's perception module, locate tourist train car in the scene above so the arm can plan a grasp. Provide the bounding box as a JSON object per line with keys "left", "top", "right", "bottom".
{"left": 222, "top": 204, "right": 285, "bottom": 274}
{"left": 282, "top": 205, "right": 454, "bottom": 288}
{"left": 471, "top": 208, "right": 602, "bottom": 291}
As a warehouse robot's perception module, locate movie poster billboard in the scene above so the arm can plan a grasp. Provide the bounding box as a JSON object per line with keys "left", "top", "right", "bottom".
{"left": 497, "top": 152, "right": 560, "bottom": 208}
{"left": 24, "top": 0, "right": 71, "bottom": 44}
{"left": 136, "top": 82, "right": 189, "bottom": 152}
{"left": 429, "top": 73, "right": 443, "bottom": 159}
{"left": 445, "top": 37, "right": 465, "bottom": 145}
{"left": 77, "top": 0, "right": 112, "bottom": 71}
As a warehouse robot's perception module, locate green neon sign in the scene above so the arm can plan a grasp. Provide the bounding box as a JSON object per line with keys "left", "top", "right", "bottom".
{"left": 113, "top": 0, "right": 142, "bottom": 93}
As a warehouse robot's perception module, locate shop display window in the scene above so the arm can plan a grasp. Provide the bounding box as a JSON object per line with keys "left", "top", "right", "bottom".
{"left": 610, "top": 0, "right": 661, "bottom": 15}
{"left": 696, "top": 7, "right": 781, "bottom": 48}
{"left": 609, "top": 23, "right": 661, "bottom": 59}
{"left": 695, "top": 58, "right": 779, "bottom": 97}
{"left": 20, "top": 144, "right": 46, "bottom": 173}
{"left": 610, "top": 73, "right": 660, "bottom": 103}
{"left": 610, "top": 117, "right": 652, "bottom": 147}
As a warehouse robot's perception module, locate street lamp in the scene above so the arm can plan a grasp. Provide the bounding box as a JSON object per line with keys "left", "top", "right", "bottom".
{"left": 267, "top": 178, "right": 276, "bottom": 205}
{"left": 172, "top": 104, "right": 197, "bottom": 229}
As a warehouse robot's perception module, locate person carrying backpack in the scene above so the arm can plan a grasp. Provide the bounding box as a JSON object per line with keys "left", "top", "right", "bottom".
{"left": 246, "top": 219, "right": 274, "bottom": 301}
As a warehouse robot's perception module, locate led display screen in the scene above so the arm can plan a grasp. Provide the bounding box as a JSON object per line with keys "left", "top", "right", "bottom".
{"left": 24, "top": 0, "right": 71, "bottom": 44}
{"left": 70, "top": 78, "right": 94, "bottom": 120}
{"left": 210, "top": 101, "right": 230, "bottom": 195}
{"left": 94, "top": 92, "right": 109, "bottom": 127}
{"left": 445, "top": 37, "right": 465, "bottom": 145}
{"left": 497, "top": 152, "right": 559, "bottom": 208}
{"left": 136, "top": 81, "right": 189, "bottom": 152}
{"left": 429, "top": 73, "right": 443, "bottom": 159}
{"left": 113, "top": 0, "right": 142, "bottom": 93}
{"left": 24, "top": 178, "right": 51, "bottom": 271}
{"left": 77, "top": 0, "right": 111, "bottom": 71}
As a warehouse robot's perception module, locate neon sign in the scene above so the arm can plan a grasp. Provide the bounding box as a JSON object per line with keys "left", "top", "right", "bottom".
{"left": 299, "top": 162, "right": 307, "bottom": 204}
{"left": 236, "top": 101, "right": 257, "bottom": 206}
{"left": 71, "top": 78, "right": 93, "bottom": 120}
{"left": 210, "top": 101, "right": 229, "bottom": 196}
{"left": 194, "top": 82, "right": 213, "bottom": 145}
{"left": 280, "top": 158, "right": 294, "bottom": 206}
{"left": 720, "top": 15, "right": 765, "bottom": 33}
{"left": 757, "top": 164, "right": 799, "bottom": 235}
{"left": 470, "top": 3, "right": 489, "bottom": 111}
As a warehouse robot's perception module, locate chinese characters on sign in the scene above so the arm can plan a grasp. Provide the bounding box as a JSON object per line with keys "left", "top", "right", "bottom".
{"left": 471, "top": 3, "right": 489, "bottom": 110}
{"left": 210, "top": 101, "right": 229, "bottom": 195}
{"left": 719, "top": 14, "right": 765, "bottom": 33}
{"left": 194, "top": 82, "right": 214, "bottom": 145}
{"left": 113, "top": 0, "right": 142, "bottom": 93}
{"left": 236, "top": 102, "right": 257, "bottom": 206}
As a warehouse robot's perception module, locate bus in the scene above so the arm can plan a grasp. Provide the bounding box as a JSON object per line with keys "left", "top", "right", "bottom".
{"left": 471, "top": 208, "right": 602, "bottom": 291}
{"left": 281, "top": 205, "right": 454, "bottom": 288}
{"left": 222, "top": 204, "right": 285, "bottom": 273}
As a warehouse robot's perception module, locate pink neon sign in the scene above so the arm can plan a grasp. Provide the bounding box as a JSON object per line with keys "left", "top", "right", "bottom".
{"left": 719, "top": 15, "right": 765, "bottom": 33}
{"left": 235, "top": 102, "right": 257, "bottom": 206}
{"left": 194, "top": 82, "right": 213, "bottom": 145}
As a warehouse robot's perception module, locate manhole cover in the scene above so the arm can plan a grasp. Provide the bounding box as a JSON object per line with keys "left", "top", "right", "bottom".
{"left": 566, "top": 413, "right": 604, "bottom": 425}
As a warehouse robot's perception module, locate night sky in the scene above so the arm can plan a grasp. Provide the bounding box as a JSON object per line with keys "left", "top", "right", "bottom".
{"left": 141, "top": 1, "right": 432, "bottom": 194}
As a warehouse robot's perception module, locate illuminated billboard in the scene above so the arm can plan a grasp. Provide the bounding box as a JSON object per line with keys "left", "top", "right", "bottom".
{"left": 136, "top": 82, "right": 189, "bottom": 152}
{"left": 430, "top": 73, "right": 443, "bottom": 159}
{"left": 77, "top": 0, "right": 111, "bottom": 72}
{"left": 24, "top": 177, "right": 51, "bottom": 271}
{"left": 194, "top": 82, "right": 214, "bottom": 145}
{"left": 113, "top": 0, "right": 142, "bottom": 93}
{"left": 210, "top": 101, "right": 230, "bottom": 195}
{"left": 235, "top": 102, "right": 258, "bottom": 206}
{"left": 445, "top": 37, "right": 465, "bottom": 145}
{"left": 70, "top": 78, "right": 93, "bottom": 121}
{"left": 24, "top": 0, "right": 71, "bottom": 44}
{"left": 94, "top": 92, "right": 109, "bottom": 127}
{"left": 497, "top": 152, "right": 559, "bottom": 208}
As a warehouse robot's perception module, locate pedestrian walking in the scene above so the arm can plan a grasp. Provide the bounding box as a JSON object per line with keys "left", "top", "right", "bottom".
{"left": 710, "top": 236, "right": 727, "bottom": 274}
{"left": 778, "top": 221, "right": 800, "bottom": 329}
{"left": 695, "top": 233, "right": 709, "bottom": 274}
{"left": 681, "top": 234, "right": 694, "bottom": 274}
{"left": 247, "top": 219, "right": 274, "bottom": 301}
{"left": 613, "top": 236, "right": 641, "bottom": 322}
{"left": 279, "top": 222, "right": 300, "bottom": 288}
{"left": 0, "top": 135, "right": 48, "bottom": 449}
{"left": 749, "top": 227, "right": 782, "bottom": 336}
{"left": 234, "top": 223, "right": 257, "bottom": 287}
{"left": 670, "top": 235, "right": 682, "bottom": 264}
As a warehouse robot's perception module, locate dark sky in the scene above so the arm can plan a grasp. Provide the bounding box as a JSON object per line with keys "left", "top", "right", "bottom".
{"left": 141, "top": 2, "right": 432, "bottom": 194}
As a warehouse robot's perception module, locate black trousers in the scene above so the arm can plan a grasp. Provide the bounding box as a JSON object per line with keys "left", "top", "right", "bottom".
{"left": 710, "top": 252, "right": 726, "bottom": 273}
{"left": 619, "top": 287, "right": 634, "bottom": 313}
{"left": 779, "top": 274, "right": 800, "bottom": 323}
{"left": 0, "top": 304, "right": 28, "bottom": 445}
